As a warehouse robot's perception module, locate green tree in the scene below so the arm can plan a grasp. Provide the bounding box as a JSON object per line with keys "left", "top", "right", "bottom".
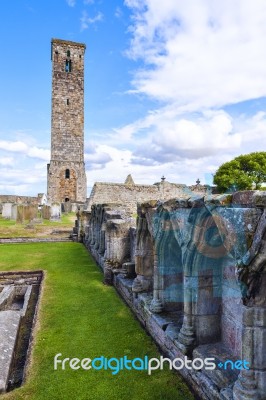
{"left": 213, "top": 152, "right": 266, "bottom": 192}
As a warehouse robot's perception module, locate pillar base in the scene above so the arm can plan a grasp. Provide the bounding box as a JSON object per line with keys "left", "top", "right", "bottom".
{"left": 233, "top": 370, "right": 260, "bottom": 400}
{"left": 150, "top": 298, "right": 163, "bottom": 313}
{"left": 176, "top": 322, "right": 195, "bottom": 354}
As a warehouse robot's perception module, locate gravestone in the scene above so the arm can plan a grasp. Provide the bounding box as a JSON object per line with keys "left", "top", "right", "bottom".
{"left": 50, "top": 203, "right": 61, "bottom": 221}
{"left": 2, "top": 203, "right": 13, "bottom": 219}
{"left": 42, "top": 205, "right": 51, "bottom": 220}
{"left": 11, "top": 204, "right": 17, "bottom": 221}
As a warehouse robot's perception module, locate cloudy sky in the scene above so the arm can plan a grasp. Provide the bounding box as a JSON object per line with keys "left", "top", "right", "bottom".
{"left": 1, "top": 0, "right": 266, "bottom": 196}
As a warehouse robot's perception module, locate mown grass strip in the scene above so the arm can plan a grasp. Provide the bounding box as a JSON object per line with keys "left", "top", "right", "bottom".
{"left": 0, "top": 243, "right": 194, "bottom": 400}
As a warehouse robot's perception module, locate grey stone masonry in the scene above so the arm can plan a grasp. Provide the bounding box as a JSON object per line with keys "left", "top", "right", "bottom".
{"left": 77, "top": 190, "right": 266, "bottom": 400}
{"left": 47, "top": 39, "right": 87, "bottom": 204}
{"left": 0, "top": 311, "right": 21, "bottom": 393}
{"left": 86, "top": 180, "right": 212, "bottom": 213}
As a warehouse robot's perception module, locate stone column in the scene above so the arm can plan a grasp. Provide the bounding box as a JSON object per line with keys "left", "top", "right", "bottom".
{"left": 233, "top": 306, "right": 266, "bottom": 400}
{"left": 176, "top": 275, "right": 196, "bottom": 354}
{"left": 99, "top": 230, "right": 105, "bottom": 255}
{"left": 150, "top": 252, "right": 163, "bottom": 313}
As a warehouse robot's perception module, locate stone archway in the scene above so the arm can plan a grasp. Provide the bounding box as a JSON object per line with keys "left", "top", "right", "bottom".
{"left": 150, "top": 207, "right": 183, "bottom": 313}
{"left": 177, "top": 199, "right": 229, "bottom": 353}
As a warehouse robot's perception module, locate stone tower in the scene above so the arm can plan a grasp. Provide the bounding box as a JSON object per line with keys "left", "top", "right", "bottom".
{"left": 47, "top": 38, "right": 87, "bottom": 204}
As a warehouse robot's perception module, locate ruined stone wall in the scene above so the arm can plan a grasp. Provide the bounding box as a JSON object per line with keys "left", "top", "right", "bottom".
{"left": 47, "top": 39, "right": 87, "bottom": 203}
{"left": 0, "top": 195, "right": 38, "bottom": 205}
{"left": 77, "top": 190, "right": 266, "bottom": 400}
{"left": 0, "top": 196, "right": 39, "bottom": 214}
{"left": 86, "top": 181, "right": 211, "bottom": 213}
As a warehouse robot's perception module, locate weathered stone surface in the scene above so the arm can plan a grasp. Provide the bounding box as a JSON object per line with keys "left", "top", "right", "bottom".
{"left": 0, "top": 271, "right": 42, "bottom": 394}
{"left": 86, "top": 180, "right": 213, "bottom": 213}
{"left": 0, "top": 311, "right": 21, "bottom": 393}
{"left": 124, "top": 174, "right": 135, "bottom": 185}
{"left": 232, "top": 190, "right": 258, "bottom": 206}
{"left": 194, "top": 343, "right": 239, "bottom": 389}
{"left": 41, "top": 205, "right": 51, "bottom": 220}
{"left": 2, "top": 203, "right": 13, "bottom": 219}
{"left": 47, "top": 39, "right": 87, "bottom": 204}
{"left": 0, "top": 196, "right": 39, "bottom": 209}
{"left": 50, "top": 203, "right": 61, "bottom": 220}
{"left": 252, "top": 191, "right": 266, "bottom": 207}
{"left": 77, "top": 191, "right": 266, "bottom": 400}
{"left": 236, "top": 209, "right": 266, "bottom": 305}
{"left": 11, "top": 204, "right": 17, "bottom": 221}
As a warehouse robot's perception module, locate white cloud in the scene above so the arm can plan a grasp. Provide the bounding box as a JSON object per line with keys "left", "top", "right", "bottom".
{"left": 0, "top": 184, "right": 31, "bottom": 195}
{"left": 125, "top": 0, "right": 266, "bottom": 110}
{"left": 80, "top": 10, "right": 103, "bottom": 31}
{"left": 0, "top": 139, "right": 49, "bottom": 161}
{"left": 86, "top": 145, "right": 134, "bottom": 188}
{"left": 0, "top": 140, "right": 28, "bottom": 153}
{"left": 27, "top": 147, "right": 50, "bottom": 161}
{"left": 98, "top": 0, "right": 266, "bottom": 188}
{"left": 84, "top": 147, "right": 112, "bottom": 169}
{"left": 0, "top": 165, "right": 47, "bottom": 197}
{"left": 92, "top": 106, "right": 266, "bottom": 190}
{"left": 66, "top": 0, "right": 76, "bottom": 7}
{"left": 150, "top": 110, "right": 241, "bottom": 159}
{"left": 0, "top": 157, "right": 14, "bottom": 166}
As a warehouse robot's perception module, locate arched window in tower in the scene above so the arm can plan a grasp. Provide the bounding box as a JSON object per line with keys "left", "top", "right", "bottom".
{"left": 65, "top": 59, "right": 72, "bottom": 72}
{"left": 67, "top": 50, "right": 71, "bottom": 57}
{"left": 65, "top": 169, "right": 70, "bottom": 179}
{"left": 54, "top": 50, "right": 58, "bottom": 62}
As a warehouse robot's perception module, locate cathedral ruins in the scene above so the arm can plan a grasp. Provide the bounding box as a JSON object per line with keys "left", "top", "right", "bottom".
{"left": 0, "top": 38, "right": 266, "bottom": 400}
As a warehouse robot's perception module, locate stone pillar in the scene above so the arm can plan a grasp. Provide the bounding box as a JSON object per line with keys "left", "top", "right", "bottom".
{"left": 90, "top": 211, "right": 96, "bottom": 246}
{"left": 94, "top": 213, "right": 100, "bottom": 250}
{"left": 233, "top": 306, "right": 266, "bottom": 400}
{"left": 150, "top": 252, "right": 163, "bottom": 313}
{"left": 132, "top": 215, "right": 154, "bottom": 293}
{"left": 176, "top": 276, "right": 196, "bottom": 354}
{"left": 99, "top": 230, "right": 105, "bottom": 255}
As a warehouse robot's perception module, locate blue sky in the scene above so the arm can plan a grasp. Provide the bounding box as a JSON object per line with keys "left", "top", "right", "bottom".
{"left": 1, "top": 0, "right": 266, "bottom": 196}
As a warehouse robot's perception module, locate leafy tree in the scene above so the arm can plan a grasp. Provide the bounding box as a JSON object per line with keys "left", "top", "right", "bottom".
{"left": 213, "top": 152, "right": 266, "bottom": 192}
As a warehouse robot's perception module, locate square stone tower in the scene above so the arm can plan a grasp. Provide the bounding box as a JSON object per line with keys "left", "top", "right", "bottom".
{"left": 47, "top": 38, "right": 87, "bottom": 204}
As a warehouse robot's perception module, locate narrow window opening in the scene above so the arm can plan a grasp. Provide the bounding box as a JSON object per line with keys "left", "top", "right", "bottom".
{"left": 65, "top": 198, "right": 70, "bottom": 202}
{"left": 67, "top": 50, "right": 70, "bottom": 57}
{"left": 79, "top": 54, "right": 82, "bottom": 59}
{"left": 65, "top": 59, "right": 72, "bottom": 73}
{"left": 66, "top": 99, "right": 69, "bottom": 106}
{"left": 54, "top": 50, "right": 58, "bottom": 62}
{"left": 65, "top": 169, "right": 70, "bottom": 179}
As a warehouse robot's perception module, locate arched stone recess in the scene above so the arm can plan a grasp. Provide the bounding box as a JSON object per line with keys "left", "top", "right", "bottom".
{"left": 177, "top": 198, "right": 230, "bottom": 354}
{"left": 132, "top": 209, "right": 154, "bottom": 294}
{"left": 150, "top": 206, "right": 183, "bottom": 313}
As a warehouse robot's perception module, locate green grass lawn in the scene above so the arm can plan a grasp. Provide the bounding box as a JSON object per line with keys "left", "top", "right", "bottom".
{"left": 0, "top": 243, "right": 194, "bottom": 400}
